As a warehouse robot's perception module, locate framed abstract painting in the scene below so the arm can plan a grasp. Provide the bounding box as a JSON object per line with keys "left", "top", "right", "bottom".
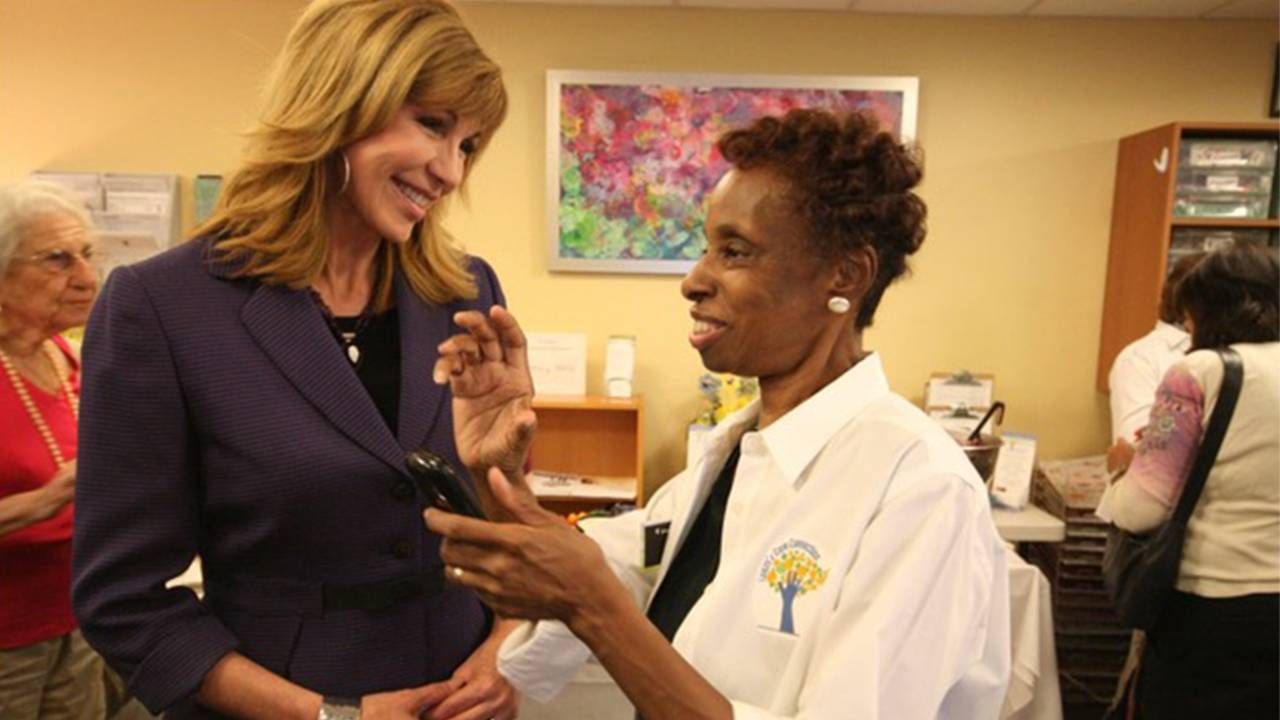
{"left": 546, "top": 70, "right": 919, "bottom": 274}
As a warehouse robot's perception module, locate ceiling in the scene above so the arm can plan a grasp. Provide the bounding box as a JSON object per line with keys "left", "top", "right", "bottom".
{"left": 459, "top": 0, "right": 1279, "bottom": 19}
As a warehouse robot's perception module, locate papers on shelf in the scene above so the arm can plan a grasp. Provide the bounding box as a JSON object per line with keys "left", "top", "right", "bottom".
{"left": 1039, "top": 455, "right": 1110, "bottom": 511}
{"left": 527, "top": 332, "right": 587, "bottom": 396}
{"left": 528, "top": 470, "right": 635, "bottom": 502}
{"left": 30, "top": 171, "right": 180, "bottom": 280}
{"left": 30, "top": 172, "right": 106, "bottom": 211}
{"left": 96, "top": 232, "right": 163, "bottom": 283}
{"left": 930, "top": 406, "right": 984, "bottom": 437}
{"left": 925, "top": 370, "right": 995, "bottom": 411}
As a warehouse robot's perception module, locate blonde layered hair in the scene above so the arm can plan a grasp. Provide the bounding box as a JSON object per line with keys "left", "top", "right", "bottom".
{"left": 198, "top": 0, "right": 507, "bottom": 308}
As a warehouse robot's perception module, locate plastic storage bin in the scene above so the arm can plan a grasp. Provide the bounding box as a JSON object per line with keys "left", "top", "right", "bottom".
{"left": 1168, "top": 227, "right": 1279, "bottom": 273}
{"left": 1174, "top": 139, "right": 1277, "bottom": 218}
{"left": 1179, "top": 138, "right": 1278, "bottom": 169}
{"left": 1175, "top": 168, "right": 1273, "bottom": 196}
{"left": 1172, "top": 194, "right": 1271, "bottom": 218}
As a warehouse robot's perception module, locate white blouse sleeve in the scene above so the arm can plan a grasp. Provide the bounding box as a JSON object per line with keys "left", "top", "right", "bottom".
{"left": 497, "top": 493, "right": 662, "bottom": 702}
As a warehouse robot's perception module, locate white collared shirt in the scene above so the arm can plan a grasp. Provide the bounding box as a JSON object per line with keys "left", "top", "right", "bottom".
{"left": 1108, "top": 321, "right": 1191, "bottom": 442}
{"left": 500, "top": 354, "right": 1011, "bottom": 719}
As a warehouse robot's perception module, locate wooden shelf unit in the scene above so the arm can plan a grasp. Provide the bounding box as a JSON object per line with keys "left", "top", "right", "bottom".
{"left": 1096, "top": 121, "right": 1280, "bottom": 392}
{"left": 1169, "top": 217, "right": 1279, "bottom": 229}
{"left": 528, "top": 395, "right": 644, "bottom": 514}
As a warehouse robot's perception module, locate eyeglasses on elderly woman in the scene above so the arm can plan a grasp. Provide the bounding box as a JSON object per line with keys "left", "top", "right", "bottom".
{"left": 15, "top": 244, "right": 96, "bottom": 274}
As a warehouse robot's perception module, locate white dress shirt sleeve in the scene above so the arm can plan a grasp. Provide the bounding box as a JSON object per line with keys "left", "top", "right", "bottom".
{"left": 1109, "top": 346, "right": 1160, "bottom": 443}
{"left": 730, "top": 469, "right": 1010, "bottom": 720}
{"left": 497, "top": 501, "right": 657, "bottom": 702}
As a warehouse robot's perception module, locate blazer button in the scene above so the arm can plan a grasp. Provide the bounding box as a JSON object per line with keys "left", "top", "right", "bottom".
{"left": 391, "top": 539, "right": 413, "bottom": 559}
{"left": 392, "top": 480, "right": 415, "bottom": 501}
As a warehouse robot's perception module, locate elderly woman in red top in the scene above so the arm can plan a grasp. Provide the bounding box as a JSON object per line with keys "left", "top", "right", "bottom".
{"left": 0, "top": 179, "right": 102, "bottom": 719}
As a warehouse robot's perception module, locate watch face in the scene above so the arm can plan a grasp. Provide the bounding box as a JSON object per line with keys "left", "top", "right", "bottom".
{"left": 319, "top": 698, "right": 361, "bottom": 720}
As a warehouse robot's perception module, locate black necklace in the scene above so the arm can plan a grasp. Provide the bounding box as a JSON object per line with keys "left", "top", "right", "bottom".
{"left": 310, "top": 289, "right": 374, "bottom": 366}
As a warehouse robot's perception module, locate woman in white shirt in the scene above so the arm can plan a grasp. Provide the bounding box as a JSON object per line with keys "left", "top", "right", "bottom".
{"left": 1105, "top": 252, "right": 1201, "bottom": 473}
{"left": 1106, "top": 244, "right": 1279, "bottom": 719}
{"left": 426, "top": 109, "right": 1010, "bottom": 719}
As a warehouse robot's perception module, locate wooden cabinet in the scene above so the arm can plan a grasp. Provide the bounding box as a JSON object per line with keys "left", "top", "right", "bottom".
{"left": 1096, "top": 121, "right": 1279, "bottom": 391}
{"left": 527, "top": 395, "right": 644, "bottom": 515}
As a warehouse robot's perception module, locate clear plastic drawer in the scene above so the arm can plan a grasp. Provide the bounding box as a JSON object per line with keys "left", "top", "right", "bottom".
{"left": 1176, "top": 168, "right": 1273, "bottom": 195}
{"left": 1179, "top": 139, "right": 1278, "bottom": 170}
{"left": 1172, "top": 194, "right": 1271, "bottom": 219}
{"left": 1168, "top": 227, "right": 1278, "bottom": 273}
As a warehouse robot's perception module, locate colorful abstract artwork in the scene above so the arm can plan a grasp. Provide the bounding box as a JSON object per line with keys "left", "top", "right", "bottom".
{"left": 546, "top": 71, "right": 918, "bottom": 274}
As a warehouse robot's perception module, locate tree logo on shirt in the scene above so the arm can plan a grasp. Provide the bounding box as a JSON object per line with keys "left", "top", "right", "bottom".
{"left": 758, "top": 539, "right": 829, "bottom": 635}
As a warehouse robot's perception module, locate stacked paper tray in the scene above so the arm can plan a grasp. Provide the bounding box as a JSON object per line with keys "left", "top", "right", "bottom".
{"left": 1037, "top": 456, "right": 1110, "bottom": 511}
{"left": 1029, "top": 467, "right": 1130, "bottom": 708}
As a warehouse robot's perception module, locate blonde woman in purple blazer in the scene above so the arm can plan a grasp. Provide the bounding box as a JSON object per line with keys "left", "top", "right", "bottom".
{"left": 72, "top": 2, "right": 520, "bottom": 719}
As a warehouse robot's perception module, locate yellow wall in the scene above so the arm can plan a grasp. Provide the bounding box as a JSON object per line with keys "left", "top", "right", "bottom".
{"left": 2, "top": 1, "right": 1274, "bottom": 494}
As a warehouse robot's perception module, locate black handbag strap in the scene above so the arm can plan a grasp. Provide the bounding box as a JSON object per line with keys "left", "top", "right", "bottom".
{"left": 1170, "top": 347, "right": 1244, "bottom": 525}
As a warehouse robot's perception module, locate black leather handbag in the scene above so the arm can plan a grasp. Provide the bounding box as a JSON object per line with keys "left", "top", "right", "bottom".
{"left": 1103, "top": 347, "right": 1243, "bottom": 631}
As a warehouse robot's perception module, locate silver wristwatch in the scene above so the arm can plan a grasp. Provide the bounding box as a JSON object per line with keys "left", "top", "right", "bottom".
{"left": 317, "top": 696, "right": 361, "bottom": 720}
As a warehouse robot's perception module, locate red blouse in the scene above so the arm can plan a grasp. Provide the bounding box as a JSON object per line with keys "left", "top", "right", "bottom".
{"left": 0, "top": 335, "right": 79, "bottom": 649}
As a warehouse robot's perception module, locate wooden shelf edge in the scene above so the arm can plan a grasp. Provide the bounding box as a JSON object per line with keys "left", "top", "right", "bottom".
{"left": 1169, "top": 217, "right": 1280, "bottom": 229}
{"left": 1173, "top": 121, "right": 1280, "bottom": 137}
{"left": 532, "top": 394, "right": 643, "bottom": 410}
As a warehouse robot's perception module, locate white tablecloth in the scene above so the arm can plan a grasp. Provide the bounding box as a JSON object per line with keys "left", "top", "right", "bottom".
{"left": 1002, "top": 546, "right": 1063, "bottom": 720}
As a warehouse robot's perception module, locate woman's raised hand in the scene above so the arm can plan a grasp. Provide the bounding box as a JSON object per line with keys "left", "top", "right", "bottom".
{"left": 434, "top": 306, "right": 537, "bottom": 482}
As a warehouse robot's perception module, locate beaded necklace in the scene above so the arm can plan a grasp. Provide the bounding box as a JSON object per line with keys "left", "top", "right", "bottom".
{"left": 0, "top": 342, "right": 78, "bottom": 467}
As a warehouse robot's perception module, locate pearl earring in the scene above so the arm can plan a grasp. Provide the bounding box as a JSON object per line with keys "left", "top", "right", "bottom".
{"left": 827, "top": 296, "right": 851, "bottom": 315}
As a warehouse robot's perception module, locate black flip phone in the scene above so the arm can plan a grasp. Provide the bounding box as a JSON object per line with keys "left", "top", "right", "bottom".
{"left": 405, "top": 450, "right": 486, "bottom": 520}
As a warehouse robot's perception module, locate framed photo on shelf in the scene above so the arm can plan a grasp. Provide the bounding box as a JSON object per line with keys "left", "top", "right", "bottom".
{"left": 546, "top": 70, "right": 919, "bottom": 274}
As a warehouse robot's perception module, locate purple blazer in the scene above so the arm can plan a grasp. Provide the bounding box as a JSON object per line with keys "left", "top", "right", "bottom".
{"left": 72, "top": 238, "right": 502, "bottom": 717}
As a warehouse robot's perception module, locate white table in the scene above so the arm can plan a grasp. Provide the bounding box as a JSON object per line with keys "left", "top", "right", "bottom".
{"left": 994, "top": 504, "right": 1066, "bottom": 543}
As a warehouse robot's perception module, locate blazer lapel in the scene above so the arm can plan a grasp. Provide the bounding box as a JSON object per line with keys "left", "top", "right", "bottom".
{"left": 241, "top": 282, "right": 406, "bottom": 472}
{"left": 395, "top": 273, "right": 450, "bottom": 451}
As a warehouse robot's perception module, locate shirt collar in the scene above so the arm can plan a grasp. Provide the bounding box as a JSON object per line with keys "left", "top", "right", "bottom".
{"left": 744, "top": 352, "right": 892, "bottom": 487}
{"left": 1153, "top": 321, "right": 1190, "bottom": 351}
{"left": 700, "top": 398, "right": 762, "bottom": 467}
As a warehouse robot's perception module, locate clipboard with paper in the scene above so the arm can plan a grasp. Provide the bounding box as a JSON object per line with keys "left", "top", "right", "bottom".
{"left": 924, "top": 370, "right": 995, "bottom": 413}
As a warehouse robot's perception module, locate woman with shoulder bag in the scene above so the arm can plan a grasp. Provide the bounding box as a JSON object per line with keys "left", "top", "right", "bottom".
{"left": 1102, "top": 243, "right": 1279, "bottom": 719}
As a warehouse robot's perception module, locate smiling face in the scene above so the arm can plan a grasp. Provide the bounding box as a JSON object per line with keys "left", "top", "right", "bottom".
{"left": 0, "top": 212, "right": 98, "bottom": 335}
{"left": 337, "top": 103, "right": 482, "bottom": 244}
{"left": 680, "top": 168, "right": 837, "bottom": 380}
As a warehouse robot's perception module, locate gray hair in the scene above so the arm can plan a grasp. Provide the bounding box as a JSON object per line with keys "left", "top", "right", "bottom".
{"left": 0, "top": 179, "right": 95, "bottom": 274}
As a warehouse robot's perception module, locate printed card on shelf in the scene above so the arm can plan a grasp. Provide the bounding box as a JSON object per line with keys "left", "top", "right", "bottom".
{"left": 526, "top": 332, "right": 587, "bottom": 396}
{"left": 990, "top": 433, "right": 1037, "bottom": 510}
{"left": 527, "top": 471, "right": 634, "bottom": 501}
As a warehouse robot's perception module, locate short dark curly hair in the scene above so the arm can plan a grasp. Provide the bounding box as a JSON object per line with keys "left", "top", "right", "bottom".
{"left": 1176, "top": 243, "right": 1279, "bottom": 350}
{"left": 716, "top": 109, "right": 926, "bottom": 329}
